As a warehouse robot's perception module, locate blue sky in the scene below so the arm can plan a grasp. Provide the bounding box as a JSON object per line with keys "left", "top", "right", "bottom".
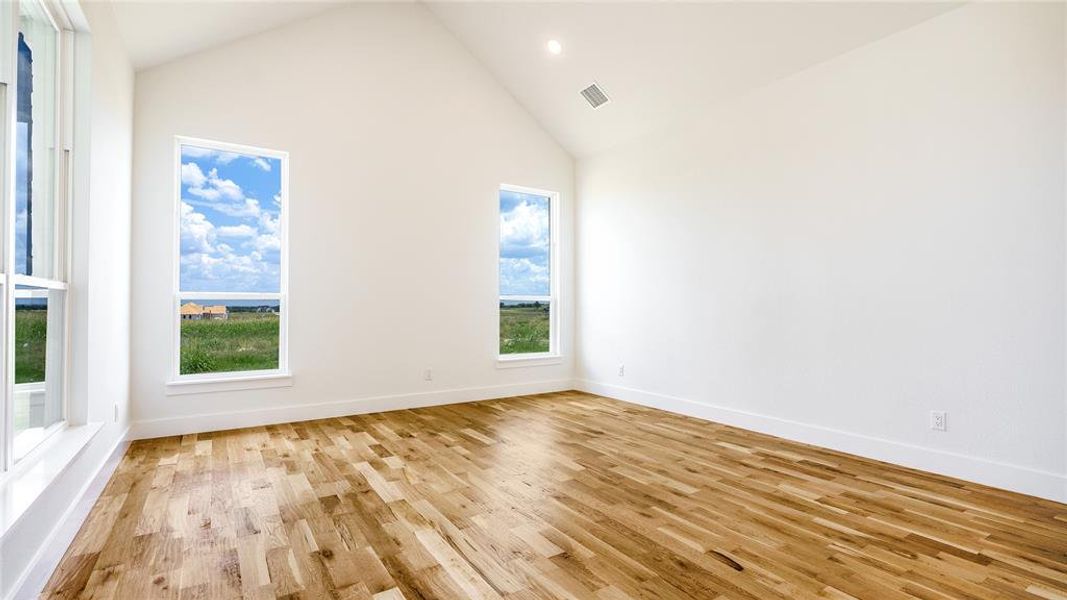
{"left": 500, "top": 190, "right": 550, "bottom": 296}
{"left": 180, "top": 145, "right": 282, "bottom": 293}
{"left": 14, "top": 123, "right": 29, "bottom": 275}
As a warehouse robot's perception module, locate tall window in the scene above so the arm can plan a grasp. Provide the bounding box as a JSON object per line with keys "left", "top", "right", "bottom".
{"left": 174, "top": 138, "right": 288, "bottom": 380}
{"left": 5, "top": 0, "right": 68, "bottom": 466}
{"left": 498, "top": 185, "right": 558, "bottom": 358}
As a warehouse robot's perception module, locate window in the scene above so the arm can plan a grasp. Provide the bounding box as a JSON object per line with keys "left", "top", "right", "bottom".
{"left": 12, "top": 285, "right": 64, "bottom": 459}
{"left": 3, "top": 0, "right": 69, "bottom": 467}
{"left": 498, "top": 185, "right": 558, "bottom": 359}
{"left": 16, "top": 1, "right": 59, "bottom": 280}
{"left": 173, "top": 138, "right": 288, "bottom": 382}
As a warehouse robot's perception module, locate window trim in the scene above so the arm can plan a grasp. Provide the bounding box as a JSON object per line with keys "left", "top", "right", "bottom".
{"left": 170, "top": 135, "right": 290, "bottom": 388}
{"left": 164, "top": 372, "right": 292, "bottom": 396}
{"left": 496, "top": 183, "right": 560, "bottom": 365}
{"left": 1, "top": 0, "right": 72, "bottom": 469}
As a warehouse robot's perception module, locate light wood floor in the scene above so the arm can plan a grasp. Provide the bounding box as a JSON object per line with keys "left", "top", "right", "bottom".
{"left": 42, "top": 391, "right": 1067, "bottom": 599}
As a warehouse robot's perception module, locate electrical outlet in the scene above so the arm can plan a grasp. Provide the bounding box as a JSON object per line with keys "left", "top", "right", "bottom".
{"left": 617, "top": 364, "right": 625, "bottom": 377}
{"left": 930, "top": 411, "right": 947, "bottom": 432}
{"left": 424, "top": 368, "right": 433, "bottom": 381}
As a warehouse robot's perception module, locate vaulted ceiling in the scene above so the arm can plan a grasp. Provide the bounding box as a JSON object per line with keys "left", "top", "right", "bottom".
{"left": 109, "top": 1, "right": 960, "bottom": 158}
{"left": 426, "top": 2, "right": 960, "bottom": 157}
{"left": 109, "top": 1, "right": 338, "bottom": 71}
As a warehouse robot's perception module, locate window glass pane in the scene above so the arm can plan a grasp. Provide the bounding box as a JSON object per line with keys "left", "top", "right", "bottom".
{"left": 500, "top": 300, "right": 550, "bottom": 355}
{"left": 179, "top": 299, "right": 280, "bottom": 375}
{"left": 15, "top": 1, "right": 57, "bottom": 278}
{"left": 15, "top": 289, "right": 46, "bottom": 384}
{"left": 499, "top": 190, "right": 550, "bottom": 296}
{"left": 179, "top": 145, "right": 282, "bottom": 293}
{"left": 13, "top": 285, "right": 64, "bottom": 459}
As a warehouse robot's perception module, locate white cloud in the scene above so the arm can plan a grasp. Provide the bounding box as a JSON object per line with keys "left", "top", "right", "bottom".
{"left": 253, "top": 233, "right": 280, "bottom": 253}
{"left": 180, "top": 202, "right": 216, "bottom": 255}
{"left": 181, "top": 162, "right": 207, "bottom": 187}
{"left": 180, "top": 202, "right": 282, "bottom": 292}
{"left": 178, "top": 152, "right": 282, "bottom": 292}
{"left": 218, "top": 198, "right": 262, "bottom": 218}
{"left": 13, "top": 209, "right": 26, "bottom": 268}
{"left": 181, "top": 146, "right": 215, "bottom": 159}
{"left": 500, "top": 199, "right": 549, "bottom": 258}
{"left": 258, "top": 211, "right": 278, "bottom": 234}
{"left": 500, "top": 257, "right": 550, "bottom": 296}
{"left": 210, "top": 171, "right": 244, "bottom": 200}
{"left": 181, "top": 235, "right": 279, "bottom": 293}
{"left": 498, "top": 197, "right": 550, "bottom": 295}
{"left": 185, "top": 167, "right": 261, "bottom": 217}
{"left": 187, "top": 167, "right": 244, "bottom": 202}
{"left": 187, "top": 188, "right": 221, "bottom": 201}
{"left": 181, "top": 146, "right": 240, "bottom": 165}
{"left": 217, "top": 224, "right": 257, "bottom": 238}
{"left": 181, "top": 252, "right": 218, "bottom": 284}
{"left": 179, "top": 146, "right": 281, "bottom": 290}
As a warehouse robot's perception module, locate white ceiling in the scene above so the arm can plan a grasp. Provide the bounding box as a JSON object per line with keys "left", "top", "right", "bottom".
{"left": 109, "top": 0, "right": 341, "bottom": 70}
{"left": 426, "top": 2, "right": 960, "bottom": 157}
{"left": 109, "top": 1, "right": 960, "bottom": 157}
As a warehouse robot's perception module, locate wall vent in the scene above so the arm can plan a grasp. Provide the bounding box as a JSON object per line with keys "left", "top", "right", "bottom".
{"left": 580, "top": 83, "right": 610, "bottom": 109}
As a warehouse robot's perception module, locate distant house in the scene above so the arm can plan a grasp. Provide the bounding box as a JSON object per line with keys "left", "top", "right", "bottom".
{"left": 204, "top": 305, "right": 228, "bottom": 319}
{"left": 179, "top": 303, "right": 202, "bottom": 320}
{"left": 180, "top": 303, "right": 228, "bottom": 320}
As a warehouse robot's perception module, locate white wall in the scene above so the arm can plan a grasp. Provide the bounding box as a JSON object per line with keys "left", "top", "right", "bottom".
{"left": 84, "top": 3, "right": 133, "bottom": 432}
{"left": 129, "top": 3, "right": 574, "bottom": 435}
{"left": 576, "top": 3, "right": 1067, "bottom": 501}
{"left": 0, "top": 1, "right": 134, "bottom": 597}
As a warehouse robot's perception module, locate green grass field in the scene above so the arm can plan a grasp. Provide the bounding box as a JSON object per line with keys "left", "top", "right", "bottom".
{"left": 15, "top": 309, "right": 47, "bottom": 384}
{"left": 500, "top": 303, "right": 550, "bottom": 354}
{"left": 181, "top": 312, "right": 280, "bottom": 375}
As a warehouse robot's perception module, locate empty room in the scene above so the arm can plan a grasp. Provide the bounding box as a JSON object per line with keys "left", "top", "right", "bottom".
{"left": 0, "top": 0, "right": 1064, "bottom": 598}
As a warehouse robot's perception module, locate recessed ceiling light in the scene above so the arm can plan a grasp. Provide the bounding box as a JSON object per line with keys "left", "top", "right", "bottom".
{"left": 546, "top": 40, "right": 563, "bottom": 56}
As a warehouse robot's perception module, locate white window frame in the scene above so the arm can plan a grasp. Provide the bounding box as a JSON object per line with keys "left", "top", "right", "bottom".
{"left": 168, "top": 136, "right": 290, "bottom": 391}
{"left": 497, "top": 183, "right": 560, "bottom": 366}
{"left": 0, "top": 0, "right": 72, "bottom": 470}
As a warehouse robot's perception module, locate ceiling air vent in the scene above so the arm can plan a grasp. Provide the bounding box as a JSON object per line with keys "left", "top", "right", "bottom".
{"left": 580, "top": 83, "right": 610, "bottom": 109}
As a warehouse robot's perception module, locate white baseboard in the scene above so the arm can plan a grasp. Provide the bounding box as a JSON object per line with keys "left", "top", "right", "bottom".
{"left": 132, "top": 377, "right": 1067, "bottom": 502}
{"left": 130, "top": 379, "right": 574, "bottom": 440}
{"left": 576, "top": 379, "right": 1067, "bottom": 503}
{"left": 6, "top": 427, "right": 130, "bottom": 600}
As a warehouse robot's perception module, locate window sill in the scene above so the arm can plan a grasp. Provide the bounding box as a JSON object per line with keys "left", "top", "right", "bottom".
{"left": 496, "top": 354, "right": 563, "bottom": 369}
{"left": 165, "top": 372, "right": 293, "bottom": 396}
{"left": 0, "top": 421, "right": 103, "bottom": 540}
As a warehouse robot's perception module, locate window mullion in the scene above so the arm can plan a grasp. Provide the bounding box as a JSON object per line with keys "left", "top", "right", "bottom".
{"left": 500, "top": 295, "right": 551, "bottom": 302}
{"left": 177, "top": 291, "right": 281, "bottom": 300}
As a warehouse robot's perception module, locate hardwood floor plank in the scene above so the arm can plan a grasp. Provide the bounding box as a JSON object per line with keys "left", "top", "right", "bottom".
{"left": 41, "top": 392, "right": 1067, "bottom": 599}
